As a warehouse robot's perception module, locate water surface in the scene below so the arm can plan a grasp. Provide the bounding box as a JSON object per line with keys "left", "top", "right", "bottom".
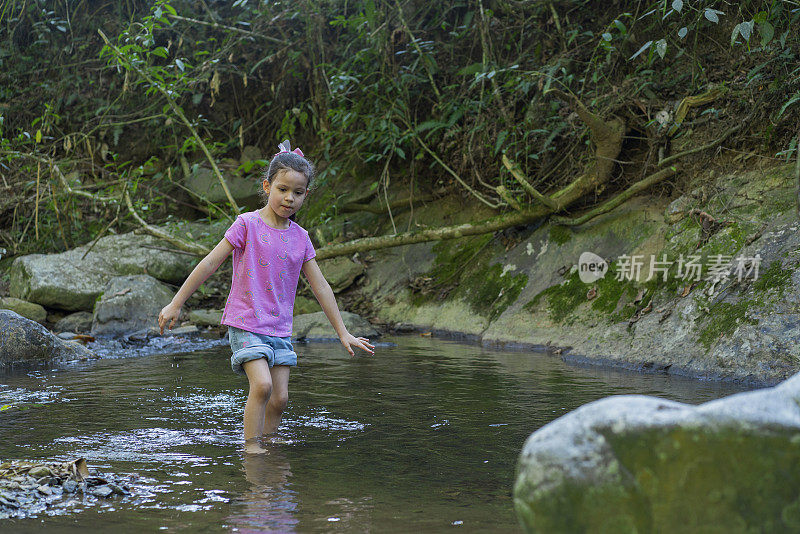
{"left": 0, "top": 336, "right": 749, "bottom": 532}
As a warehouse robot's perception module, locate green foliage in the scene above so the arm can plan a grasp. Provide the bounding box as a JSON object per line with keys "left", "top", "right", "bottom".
{"left": 3, "top": 0, "right": 800, "bottom": 260}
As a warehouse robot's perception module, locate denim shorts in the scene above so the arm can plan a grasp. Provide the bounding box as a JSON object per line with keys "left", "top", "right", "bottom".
{"left": 228, "top": 327, "right": 298, "bottom": 375}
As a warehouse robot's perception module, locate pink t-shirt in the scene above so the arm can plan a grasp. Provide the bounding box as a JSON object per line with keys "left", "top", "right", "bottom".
{"left": 221, "top": 211, "right": 316, "bottom": 337}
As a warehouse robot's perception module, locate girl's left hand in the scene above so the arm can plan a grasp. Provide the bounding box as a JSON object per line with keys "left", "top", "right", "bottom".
{"left": 340, "top": 332, "right": 375, "bottom": 356}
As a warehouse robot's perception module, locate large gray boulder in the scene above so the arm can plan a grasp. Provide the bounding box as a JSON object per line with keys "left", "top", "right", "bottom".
{"left": 10, "top": 232, "right": 192, "bottom": 311}
{"left": 184, "top": 164, "right": 259, "bottom": 206}
{"left": 92, "top": 275, "right": 175, "bottom": 338}
{"left": 514, "top": 373, "right": 800, "bottom": 533}
{"left": 292, "top": 311, "right": 378, "bottom": 341}
{"left": 0, "top": 310, "right": 95, "bottom": 368}
{"left": 318, "top": 257, "right": 365, "bottom": 293}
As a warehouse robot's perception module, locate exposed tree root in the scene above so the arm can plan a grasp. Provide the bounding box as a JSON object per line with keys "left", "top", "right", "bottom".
{"left": 668, "top": 85, "right": 727, "bottom": 136}
{"left": 501, "top": 154, "right": 558, "bottom": 210}
{"left": 317, "top": 94, "right": 628, "bottom": 259}
{"left": 552, "top": 166, "right": 677, "bottom": 226}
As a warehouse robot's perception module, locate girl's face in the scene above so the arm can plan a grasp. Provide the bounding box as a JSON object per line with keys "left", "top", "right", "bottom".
{"left": 263, "top": 169, "right": 309, "bottom": 219}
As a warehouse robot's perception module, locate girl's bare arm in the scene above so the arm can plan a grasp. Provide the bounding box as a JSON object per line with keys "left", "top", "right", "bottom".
{"left": 302, "top": 258, "right": 375, "bottom": 356}
{"left": 158, "top": 238, "right": 234, "bottom": 334}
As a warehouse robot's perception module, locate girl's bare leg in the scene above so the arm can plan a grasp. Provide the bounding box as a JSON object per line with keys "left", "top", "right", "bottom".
{"left": 243, "top": 358, "right": 273, "bottom": 441}
{"left": 264, "top": 365, "right": 291, "bottom": 434}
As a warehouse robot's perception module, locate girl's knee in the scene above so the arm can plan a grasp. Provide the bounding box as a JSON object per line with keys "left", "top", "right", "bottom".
{"left": 270, "top": 391, "right": 289, "bottom": 412}
{"left": 249, "top": 379, "right": 272, "bottom": 401}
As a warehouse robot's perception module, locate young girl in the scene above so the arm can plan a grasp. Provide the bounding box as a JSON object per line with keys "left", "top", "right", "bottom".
{"left": 158, "top": 141, "right": 374, "bottom": 451}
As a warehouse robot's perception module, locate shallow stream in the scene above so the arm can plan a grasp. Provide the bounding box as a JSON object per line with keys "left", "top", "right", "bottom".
{"left": 0, "top": 336, "right": 749, "bottom": 532}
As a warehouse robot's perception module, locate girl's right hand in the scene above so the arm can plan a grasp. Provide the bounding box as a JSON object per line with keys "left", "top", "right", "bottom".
{"left": 158, "top": 302, "right": 182, "bottom": 335}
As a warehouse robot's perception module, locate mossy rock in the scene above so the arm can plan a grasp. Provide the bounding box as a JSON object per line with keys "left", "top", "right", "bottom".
{"left": 0, "top": 297, "right": 47, "bottom": 323}
{"left": 413, "top": 234, "right": 527, "bottom": 322}
{"left": 515, "top": 372, "right": 800, "bottom": 533}
{"left": 293, "top": 296, "right": 321, "bottom": 316}
{"left": 9, "top": 231, "right": 195, "bottom": 311}
{"left": 187, "top": 309, "right": 223, "bottom": 326}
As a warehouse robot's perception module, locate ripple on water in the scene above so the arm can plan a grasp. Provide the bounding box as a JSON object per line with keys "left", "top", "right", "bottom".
{"left": 0, "top": 383, "right": 64, "bottom": 405}
{"left": 52, "top": 427, "right": 238, "bottom": 464}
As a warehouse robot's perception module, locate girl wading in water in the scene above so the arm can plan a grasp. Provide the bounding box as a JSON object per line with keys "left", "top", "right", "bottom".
{"left": 158, "top": 140, "right": 374, "bottom": 452}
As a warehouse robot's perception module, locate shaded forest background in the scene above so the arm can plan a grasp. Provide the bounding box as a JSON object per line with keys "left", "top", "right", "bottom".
{"left": 1, "top": 0, "right": 799, "bottom": 264}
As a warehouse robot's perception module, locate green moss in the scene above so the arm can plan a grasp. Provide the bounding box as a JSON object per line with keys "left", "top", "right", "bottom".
{"left": 549, "top": 225, "right": 573, "bottom": 246}
{"left": 468, "top": 263, "right": 528, "bottom": 321}
{"left": 525, "top": 272, "right": 585, "bottom": 324}
{"left": 412, "top": 235, "right": 493, "bottom": 306}
{"left": 753, "top": 261, "right": 793, "bottom": 292}
{"left": 525, "top": 268, "right": 639, "bottom": 325}
{"left": 697, "top": 300, "right": 758, "bottom": 349}
{"left": 592, "top": 274, "right": 639, "bottom": 320}
{"left": 413, "top": 234, "right": 528, "bottom": 321}
{"left": 701, "top": 221, "right": 756, "bottom": 259}
{"left": 694, "top": 262, "right": 791, "bottom": 350}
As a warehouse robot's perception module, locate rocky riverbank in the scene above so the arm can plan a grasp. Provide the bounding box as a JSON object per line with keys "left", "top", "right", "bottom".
{"left": 0, "top": 222, "right": 377, "bottom": 368}
{"left": 312, "top": 162, "right": 800, "bottom": 385}
{"left": 3, "top": 163, "right": 798, "bottom": 383}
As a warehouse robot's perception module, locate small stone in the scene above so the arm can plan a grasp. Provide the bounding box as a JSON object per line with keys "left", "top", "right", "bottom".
{"left": 0, "top": 297, "right": 47, "bottom": 323}
{"left": 91, "top": 485, "right": 113, "bottom": 498}
{"left": 170, "top": 325, "right": 199, "bottom": 336}
{"left": 36, "top": 485, "right": 51, "bottom": 495}
{"left": 109, "top": 483, "right": 129, "bottom": 495}
{"left": 0, "top": 492, "right": 19, "bottom": 508}
{"left": 54, "top": 311, "right": 93, "bottom": 333}
{"left": 188, "top": 309, "right": 223, "bottom": 326}
{"left": 127, "top": 329, "right": 150, "bottom": 341}
{"left": 62, "top": 479, "right": 77, "bottom": 493}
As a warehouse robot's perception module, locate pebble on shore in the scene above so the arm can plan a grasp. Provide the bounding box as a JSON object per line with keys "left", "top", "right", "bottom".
{"left": 0, "top": 458, "right": 133, "bottom": 519}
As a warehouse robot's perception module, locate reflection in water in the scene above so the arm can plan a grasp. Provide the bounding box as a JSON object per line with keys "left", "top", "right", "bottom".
{"left": 230, "top": 445, "right": 298, "bottom": 533}
{"left": 0, "top": 335, "right": 751, "bottom": 532}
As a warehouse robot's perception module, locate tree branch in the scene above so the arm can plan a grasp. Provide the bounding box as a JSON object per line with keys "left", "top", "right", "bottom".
{"left": 124, "top": 190, "right": 211, "bottom": 256}
{"left": 502, "top": 154, "right": 559, "bottom": 210}
{"left": 98, "top": 29, "right": 239, "bottom": 219}
{"left": 495, "top": 185, "right": 521, "bottom": 210}
{"left": 167, "top": 13, "right": 287, "bottom": 45}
